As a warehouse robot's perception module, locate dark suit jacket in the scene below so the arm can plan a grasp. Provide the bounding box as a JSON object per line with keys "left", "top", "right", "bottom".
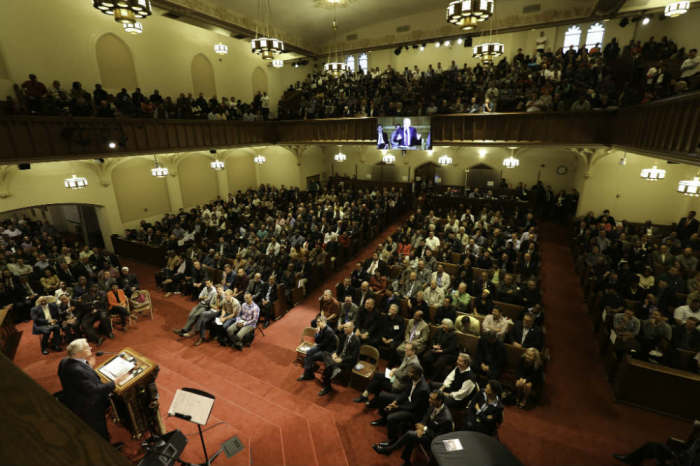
{"left": 31, "top": 303, "right": 60, "bottom": 334}
{"left": 337, "top": 333, "right": 361, "bottom": 368}
{"left": 396, "top": 377, "right": 430, "bottom": 421}
{"left": 422, "top": 405, "right": 454, "bottom": 440}
{"left": 508, "top": 322, "right": 544, "bottom": 350}
{"left": 315, "top": 325, "right": 338, "bottom": 352}
{"left": 58, "top": 357, "right": 115, "bottom": 438}
{"left": 466, "top": 389, "right": 504, "bottom": 435}
{"left": 261, "top": 283, "right": 278, "bottom": 303}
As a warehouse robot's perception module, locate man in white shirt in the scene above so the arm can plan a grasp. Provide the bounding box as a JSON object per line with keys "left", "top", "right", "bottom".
{"left": 2, "top": 225, "right": 22, "bottom": 238}
{"left": 425, "top": 231, "right": 440, "bottom": 252}
{"left": 680, "top": 49, "right": 698, "bottom": 81}
{"left": 481, "top": 308, "right": 512, "bottom": 340}
{"left": 674, "top": 298, "right": 700, "bottom": 325}
{"left": 438, "top": 353, "right": 478, "bottom": 410}
{"left": 431, "top": 264, "right": 451, "bottom": 293}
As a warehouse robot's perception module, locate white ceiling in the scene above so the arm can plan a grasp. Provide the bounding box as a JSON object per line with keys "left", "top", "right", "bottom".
{"left": 203, "top": 0, "right": 600, "bottom": 51}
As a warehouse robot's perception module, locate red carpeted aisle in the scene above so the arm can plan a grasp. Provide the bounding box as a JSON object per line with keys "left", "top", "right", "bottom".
{"left": 13, "top": 221, "right": 692, "bottom": 466}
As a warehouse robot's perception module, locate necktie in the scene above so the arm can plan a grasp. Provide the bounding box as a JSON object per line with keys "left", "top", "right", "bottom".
{"left": 409, "top": 383, "right": 416, "bottom": 402}
{"left": 404, "top": 129, "right": 409, "bottom": 145}
{"left": 409, "top": 324, "right": 417, "bottom": 341}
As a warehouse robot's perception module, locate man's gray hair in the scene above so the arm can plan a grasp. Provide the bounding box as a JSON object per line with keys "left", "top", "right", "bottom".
{"left": 442, "top": 318, "right": 454, "bottom": 329}
{"left": 67, "top": 338, "right": 89, "bottom": 357}
{"left": 458, "top": 352, "right": 471, "bottom": 365}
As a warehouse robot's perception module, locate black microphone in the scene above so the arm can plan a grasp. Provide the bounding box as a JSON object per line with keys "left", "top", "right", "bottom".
{"left": 172, "top": 412, "right": 192, "bottom": 421}
{"left": 96, "top": 351, "right": 120, "bottom": 356}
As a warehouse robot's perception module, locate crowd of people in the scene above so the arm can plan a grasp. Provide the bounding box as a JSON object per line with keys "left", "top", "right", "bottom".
{"left": 574, "top": 209, "right": 700, "bottom": 370}
{"left": 278, "top": 37, "right": 699, "bottom": 119}
{"left": 295, "top": 197, "right": 547, "bottom": 464}
{"left": 4, "top": 36, "right": 697, "bottom": 121}
{"left": 120, "top": 184, "right": 409, "bottom": 349}
{"left": 1, "top": 218, "right": 140, "bottom": 354}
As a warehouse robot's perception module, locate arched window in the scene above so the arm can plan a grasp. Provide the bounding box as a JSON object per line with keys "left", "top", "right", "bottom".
{"left": 345, "top": 55, "right": 355, "bottom": 73}
{"left": 359, "top": 53, "right": 368, "bottom": 75}
{"left": 563, "top": 25, "right": 582, "bottom": 52}
{"left": 585, "top": 23, "right": 605, "bottom": 52}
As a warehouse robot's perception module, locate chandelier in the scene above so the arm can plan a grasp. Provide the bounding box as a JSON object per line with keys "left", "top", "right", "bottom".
{"left": 446, "top": 0, "right": 494, "bottom": 31}
{"left": 123, "top": 21, "right": 143, "bottom": 34}
{"left": 214, "top": 43, "right": 229, "bottom": 55}
{"left": 474, "top": 42, "right": 504, "bottom": 63}
{"left": 325, "top": 8, "right": 346, "bottom": 77}
{"left": 210, "top": 159, "right": 225, "bottom": 171}
{"left": 665, "top": 1, "right": 689, "bottom": 17}
{"left": 640, "top": 165, "right": 665, "bottom": 181}
{"left": 678, "top": 177, "right": 700, "bottom": 197}
{"left": 254, "top": 154, "right": 267, "bottom": 165}
{"left": 151, "top": 155, "right": 168, "bottom": 177}
{"left": 64, "top": 174, "right": 88, "bottom": 190}
{"left": 334, "top": 150, "right": 347, "bottom": 162}
{"left": 93, "top": 0, "right": 152, "bottom": 25}
{"left": 382, "top": 153, "right": 396, "bottom": 164}
{"left": 252, "top": 0, "right": 284, "bottom": 60}
{"left": 438, "top": 154, "right": 453, "bottom": 166}
{"left": 503, "top": 147, "right": 519, "bottom": 168}
{"left": 272, "top": 59, "right": 284, "bottom": 68}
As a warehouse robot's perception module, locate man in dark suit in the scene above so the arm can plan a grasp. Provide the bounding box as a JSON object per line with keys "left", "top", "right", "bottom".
{"left": 58, "top": 338, "right": 129, "bottom": 441}
{"left": 371, "top": 365, "right": 430, "bottom": 442}
{"left": 335, "top": 277, "right": 357, "bottom": 303}
{"left": 31, "top": 296, "right": 61, "bottom": 354}
{"left": 508, "top": 313, "right": 544, "bottom": 350}
{"left": 677, "top": 211, "right": 699, "bottom": 242}
{"left": 298, "top": 321, "right": 359, "bottom": 397}
{"left": 259, "top": 275, "right": 278, "bottom": 327}
{"left": 390, "top": 118, "right": 421, "bottom": 148}
{"left": 372, "top": 390, "right": 454, "bottom": 463}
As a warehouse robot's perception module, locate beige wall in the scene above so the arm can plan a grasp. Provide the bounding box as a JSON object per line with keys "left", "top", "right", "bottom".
{"left": 0, "top": 0, "right": 307, "bottom": 114}
{"left": 112, "top": 158, "right": 171, "bottom": 222}
{"left": 225, "top": 152, "right": 258, "bottom": 193}
{"left": 178, "top": 154, "right": 219, "bottom": 208}
{"left": 576, "top": 150, "right": 700, "bottom": 225}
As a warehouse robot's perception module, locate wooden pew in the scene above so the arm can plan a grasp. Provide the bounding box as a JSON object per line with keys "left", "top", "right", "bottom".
{"left": 492, "top": 301, "right": 525, "bottom": 321}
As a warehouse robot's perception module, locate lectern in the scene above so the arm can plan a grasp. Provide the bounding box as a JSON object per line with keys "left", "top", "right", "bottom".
{"left": 95, "top": 347, "right": 165, "bottom": 439}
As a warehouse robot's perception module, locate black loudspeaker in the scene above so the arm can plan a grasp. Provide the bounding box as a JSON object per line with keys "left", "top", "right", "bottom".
{"left": 465, "top": 36, "right": 472, "bottom": 47}
{"left": 137, "top": 430, "right": 188, "bottom": 466}
{"left": 18, "top": 163, "right": 31, "bottom": 170}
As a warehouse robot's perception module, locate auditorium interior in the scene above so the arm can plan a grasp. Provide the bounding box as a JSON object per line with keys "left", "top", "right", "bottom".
{"left": 1, "top": 0, "right": 699, "bottom": 465}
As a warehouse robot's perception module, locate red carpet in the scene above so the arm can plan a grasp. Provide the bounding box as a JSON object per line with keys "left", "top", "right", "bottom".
{"left": 13, "top": 221, "right": 692, "bottom": 465}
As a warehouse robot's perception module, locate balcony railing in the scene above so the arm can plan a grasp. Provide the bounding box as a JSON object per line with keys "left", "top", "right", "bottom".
{"left": 0, "top": 92, "right": 697, "bottom": 164}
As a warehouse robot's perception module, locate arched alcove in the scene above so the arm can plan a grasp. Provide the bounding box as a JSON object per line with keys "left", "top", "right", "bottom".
{"left": 251, "top": 66, "right": 268, "bottom": 95}
{"left": 467, "top": 163, "right": 498, "bottom": 189}
{"left": 191, "top": 53, "right": 216, "bottom": 97}
{"left": 95, "top": 33, "right": 138, "bottom": 91}
{"left": 112, "top": 158, "right": 170, "bottom": 223}
{"left": 0, "top": 42, "right": 9, "bottom": 80}
{"left": 178, "top": 155, "right": 218, "bottom": 208}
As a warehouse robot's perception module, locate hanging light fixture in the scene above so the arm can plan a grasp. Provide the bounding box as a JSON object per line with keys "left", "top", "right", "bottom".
{"left": 252, "top": 0, "right": 284, "bottom": 60}
{"left": 503, "top": 147, "right": 519, "bottom": 168}
{"left": 446, "top": 0, "right": 494, "bottom": 31}
{"left": 210, "top": 159, "right": 225, "bottom": 171}
{"left": 334, "top": 148, "right": 347, "bottom": 162}
{"left": 123, "top": 21, "right": 143, "bottom": 34}
{"left": 214, "top": 42, "right": 229, "bottom": 55}
{"left": 94, "top": 0, "right": 152, "bottom": 18}
{"left": 640, "top": 165, "right": 666, "bottom": 181}
{"left": 324, "top": 7, "right": 347, "bottom": 77}
{"left": 272, "top": 59, "right": 284, "bottom": 68}
{"left": 64, "top": 174, "right": 88, "bottom": 190}
{"left": 678, "top": 174, "right": 700, "bottom": 196}
{"left": 665, "top": 1, "right": 690, "bottom": 17}
{"left": 438, "top": 154, "right": 453, "bottom": 166}
{"left": 382, "top": 152, "right": 396, "bottom": 164}
{"left": 254, "top": 154, "right": 267, "bottom": 165}
{"left": 151, "top": 155, "right": 168, "bottom": 177}
{"left": 473, "top": 1, "right": 503, "bottom": 64}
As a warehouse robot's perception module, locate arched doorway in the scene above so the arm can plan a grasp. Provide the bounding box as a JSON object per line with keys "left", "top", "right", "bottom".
{"left": 1, "top": 204, "right": 105, "bottom": 247}
{"left": 415, "top": 162, "right": 439, "bottom": 185}
{"left": 467, "top": 163, "right": 499, "bottom": 189}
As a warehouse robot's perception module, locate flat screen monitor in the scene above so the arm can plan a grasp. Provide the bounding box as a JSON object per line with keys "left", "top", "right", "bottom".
{"left": 377, "top": 116, "right": 431, "bottom": 151}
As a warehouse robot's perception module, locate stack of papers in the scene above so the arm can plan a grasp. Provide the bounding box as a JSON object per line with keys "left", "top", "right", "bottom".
{"left": 98, "top": 356, "right": 135, "bottom": 381}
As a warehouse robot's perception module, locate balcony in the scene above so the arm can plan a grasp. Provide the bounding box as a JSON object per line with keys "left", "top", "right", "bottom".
{"left": 0, "top": 92, "right": 697, "bottom": 164}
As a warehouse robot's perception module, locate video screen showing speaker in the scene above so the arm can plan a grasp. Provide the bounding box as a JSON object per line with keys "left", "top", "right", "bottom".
{"left": 377, "top": 116, "right": 431, "bottom": 151}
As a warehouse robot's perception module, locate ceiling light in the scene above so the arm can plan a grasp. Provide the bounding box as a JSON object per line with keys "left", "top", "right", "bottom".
{"left": 478, "top": 149, "right": 487, "bottom": 158}
{"left": 382, "top": 153, "right": 396, "bottom": 164}
{"left": 435, "top": 42, "right": 441, "bottom": 48}
{"left": 640, "top": 165, "right": 665, "bottom": 181}
{"left": 619, "top": 155, "right": 627, "bottom": 166}
{"left": 678, "top": 177, "right": 700, "bottom": 196}
{"left": 419, "top": 45, "right": 425, "bottom": 51}
{"left": 324, "top": 61, "right": 347, "bottom": 77}
{"left": 503, "top": 156, "right": 519, "bottom": 169}
{"left": 252, "top": 37, "right": 284, "bottom": 60}
{"left": 210, "top": 159, "right": 225, "bottom": 171}
{"left": 93, "top": 0, "right": 152, "bottom": 20}
{"left": 107, "top": 141, "right": 117, "bottom": 149}
{"left": 427, "top": 149, "right": 434, "bottom": 156}
{"left": 457, "top": 38, "right": 463, "bottom": 45}
{"left": 446, "top": 0, "right": 494, "bottom": 31}
{"left": 64, "top": 174, "right": 88, "bottom": 190}
{"left": 123, "top": 21, "right": 143, "bottom": 34}
{"left": 665, "top": 1, "right": 689, "bottom": 17}
{"left": 114, "top": 7, "right": 136, "bottom": 24}
{"left": 334, "top": 150, "right": 347, "bottom": 162}
{"left": 473, "top": 42, "right": 504, "bottom": 64}
{"left": 642, "top": 16, "right": 650, "bottom": 25}
{"left": 272, "top": 59, "right": 284, "bottom": 68}
{"left": 254, "top": 154, "right": 266, "bottom": 165}
{"left": 444, "top": 40, "right": 451, "bottom": 47}
{"left": 438, "top": 154, "right": 453, "bottom": 166}
{"left": 214, "top": 42, "right": 229, "bottom": 55}
{"left": 151, "top": 165, "right": 168, "bottom": 177}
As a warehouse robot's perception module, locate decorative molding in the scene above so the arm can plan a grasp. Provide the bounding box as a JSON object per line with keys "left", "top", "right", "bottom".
{"left": 282, "top": 144, "right": 308, "bottom": 166}
{"left": 569, "top": 147, "right": 613, "bottom": 178}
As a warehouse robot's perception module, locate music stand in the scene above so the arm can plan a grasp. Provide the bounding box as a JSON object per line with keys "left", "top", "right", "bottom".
{"left": 168, "top": 388, "right": 216, "bottom": 466}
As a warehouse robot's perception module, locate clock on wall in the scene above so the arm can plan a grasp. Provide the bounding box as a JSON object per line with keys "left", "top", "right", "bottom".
{"left": 556, "top": 165, "right": 568, "bottom": 175}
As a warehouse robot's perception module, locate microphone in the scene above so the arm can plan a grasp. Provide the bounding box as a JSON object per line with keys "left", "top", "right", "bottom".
{"left": 96, "top": 351, "right": 120, "bottom": 356}
{"left": 171, "top": 412, "right": 192, "bottom": 421}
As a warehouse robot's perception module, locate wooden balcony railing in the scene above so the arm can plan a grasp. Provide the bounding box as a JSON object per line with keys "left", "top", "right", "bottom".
{"left": 0, "top": 92, "right": 697, "bottom": 164}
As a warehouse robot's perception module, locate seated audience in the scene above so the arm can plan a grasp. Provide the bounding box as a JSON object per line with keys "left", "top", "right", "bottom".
{"left": 514, "top": 347, "right": 544, "bottom": 408}
{"left": 355, "top": 342, "right": 420, "bottom": 406}
{"left": 436, "top": 352, "right": 479, "bottom": 410}
{"left": 422, "top": 318, "right": 459, "bottom": 381}
{"left": 463, "top": 379, "right": 504, "bottom": 435}
{"left": 31, "top": 296, "right": 61, "bottom": 355}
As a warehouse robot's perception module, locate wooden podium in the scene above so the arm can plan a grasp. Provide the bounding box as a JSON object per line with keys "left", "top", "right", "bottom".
{"left": 95, "top": 347, "right": 165, "bottom": 439}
